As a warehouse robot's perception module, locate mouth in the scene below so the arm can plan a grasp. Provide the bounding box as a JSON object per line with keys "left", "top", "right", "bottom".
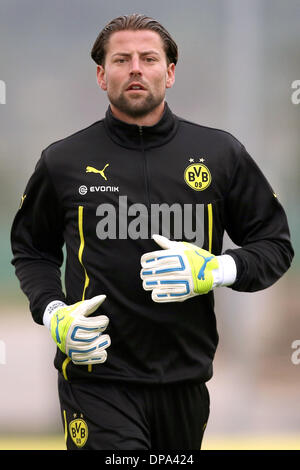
{"left": 126, "top": 83, "right": 146, "bottom": 92}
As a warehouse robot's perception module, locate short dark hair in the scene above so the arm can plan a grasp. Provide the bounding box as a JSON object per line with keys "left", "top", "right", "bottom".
{"left": 91, "top": 13, "right": 178, "bottom": 66}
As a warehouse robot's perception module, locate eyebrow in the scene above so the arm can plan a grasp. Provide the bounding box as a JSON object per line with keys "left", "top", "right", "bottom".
{"left": 112, "top": 50, "right": 161, "bottom": 57}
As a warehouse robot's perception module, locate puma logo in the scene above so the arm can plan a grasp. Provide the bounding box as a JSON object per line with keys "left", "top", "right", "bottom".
{"left": 195, "top": 252, "right": 214, "bottom": 281}
{"left": 86, "top": 164, "right": 109, "bottom": 181}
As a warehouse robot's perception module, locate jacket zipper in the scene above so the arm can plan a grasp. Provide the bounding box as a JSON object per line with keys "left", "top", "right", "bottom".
{"left": 139, "top": 126, "right": 151, "bottom": 210}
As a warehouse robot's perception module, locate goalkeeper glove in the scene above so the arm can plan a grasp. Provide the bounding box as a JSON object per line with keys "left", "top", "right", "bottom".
{"left": 43, "top": 295, "right": 110, "bottom": 364}
{"left": 140, "top": 234, "right": 236, "bottom": 302}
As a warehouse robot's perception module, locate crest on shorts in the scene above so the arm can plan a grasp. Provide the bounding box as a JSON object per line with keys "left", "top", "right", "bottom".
{"left": 69, "top": 416, "right": 88, "bottom": 448}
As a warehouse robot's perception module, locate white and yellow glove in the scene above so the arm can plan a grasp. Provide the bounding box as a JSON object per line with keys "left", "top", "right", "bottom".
{"left": 43, "top": 295, "right": 110, "bottom": 364}
{"left": 140, "top": 234, "right": 236, "bottom": 302}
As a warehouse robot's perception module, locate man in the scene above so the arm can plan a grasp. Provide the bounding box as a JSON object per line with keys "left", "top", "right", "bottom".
{"left": 11, "top": 14, "right": 294, "bottom": 450}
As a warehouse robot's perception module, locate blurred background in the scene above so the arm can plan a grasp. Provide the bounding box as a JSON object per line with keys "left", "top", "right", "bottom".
{"left": 0, "top": 0, "right": 299, "bottom": 450}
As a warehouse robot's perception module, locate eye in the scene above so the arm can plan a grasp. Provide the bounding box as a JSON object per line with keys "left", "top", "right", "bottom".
{"left": 145, "top": 57, "right": 156, "bottom": 62}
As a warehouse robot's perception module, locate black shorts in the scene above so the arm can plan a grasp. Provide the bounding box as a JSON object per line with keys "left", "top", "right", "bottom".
{"left": 58, "top": 373, "right": 210, "bottom": 450}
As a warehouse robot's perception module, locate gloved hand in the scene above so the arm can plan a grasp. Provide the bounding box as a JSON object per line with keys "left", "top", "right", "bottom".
{"left": 140, "top": 234, "right": 236, "bottom": 302}
{"left": 44, "top": 295, "right": 110, "bottom": 364}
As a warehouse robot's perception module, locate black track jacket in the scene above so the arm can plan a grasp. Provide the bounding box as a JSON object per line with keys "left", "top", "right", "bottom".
{"left": 11, "top": 103, "right": 294, "bottom": 384}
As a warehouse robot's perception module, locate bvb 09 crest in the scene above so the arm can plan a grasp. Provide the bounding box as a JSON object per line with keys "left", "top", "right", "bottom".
{"left": 184, "top": 163, "right": 211, "bottom": 191}
{"left": 69, "top": 417, "right": 88, "bottom": 448}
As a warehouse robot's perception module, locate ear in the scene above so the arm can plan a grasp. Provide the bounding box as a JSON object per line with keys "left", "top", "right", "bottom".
{"left": 166, "top": 63, "right": 175, "bottom": 89}
{"left": 97, "top": 65, "right": 107, "bottom": 91}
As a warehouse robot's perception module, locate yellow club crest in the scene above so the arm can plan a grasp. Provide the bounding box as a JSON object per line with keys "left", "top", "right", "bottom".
{"left": 184, "top": 162, "right": 211, "bottom": 191}
{"left": 69, "top": 417, "right": 88, "bottom": 448}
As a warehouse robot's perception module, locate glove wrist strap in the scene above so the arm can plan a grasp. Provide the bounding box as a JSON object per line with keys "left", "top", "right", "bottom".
{"left": 43, "top": 300, "right": 67, "bottom": 330}
{"left": 214, "top": 255, "right": 237, "bottom": 288}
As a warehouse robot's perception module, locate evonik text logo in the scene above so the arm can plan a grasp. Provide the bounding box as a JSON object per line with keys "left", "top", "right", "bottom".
{"left": 79, "top": 185, "right": 119, "bottom": 195}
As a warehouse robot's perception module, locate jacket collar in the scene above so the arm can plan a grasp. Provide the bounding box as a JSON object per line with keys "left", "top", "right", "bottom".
{"left": 103, "top": 102, "right": 179, "bottom": 150}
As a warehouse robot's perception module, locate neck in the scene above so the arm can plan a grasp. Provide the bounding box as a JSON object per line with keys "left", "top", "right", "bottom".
{"left": 109, "top": 101, "right": 165, "bottom": 126}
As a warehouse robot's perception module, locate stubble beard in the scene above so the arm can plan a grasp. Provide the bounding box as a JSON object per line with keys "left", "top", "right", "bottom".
{"left": 108, "top": 89, "right": 165, "bottom": 119}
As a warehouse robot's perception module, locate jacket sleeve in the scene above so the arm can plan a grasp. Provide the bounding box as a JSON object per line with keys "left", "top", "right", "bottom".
{"left": 224, "top": 144, "right": 294, "bottom": 292}
{"left": 10, "top": 152, "right": 67, "bottom": 324}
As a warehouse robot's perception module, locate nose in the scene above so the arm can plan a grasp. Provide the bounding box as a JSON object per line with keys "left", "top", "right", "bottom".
{"left": 129, "top": 56, "right": 142, "bottom": 76}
